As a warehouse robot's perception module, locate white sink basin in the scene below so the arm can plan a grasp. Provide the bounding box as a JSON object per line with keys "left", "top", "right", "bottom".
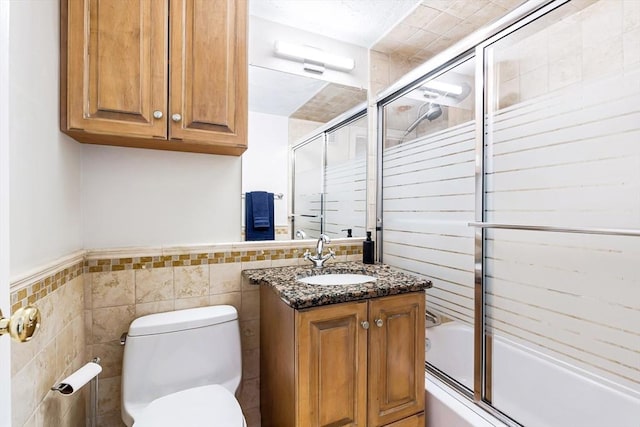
{"left": 297, "top": 273, "right": 377, "bottom": 286}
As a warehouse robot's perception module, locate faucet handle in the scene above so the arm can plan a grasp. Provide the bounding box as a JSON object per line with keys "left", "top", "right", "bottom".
{"left": 303, "top": 249, "right": 311, "bottom": 260}
{"left": 323, "top": 248, "right": 335, "bottom": 261}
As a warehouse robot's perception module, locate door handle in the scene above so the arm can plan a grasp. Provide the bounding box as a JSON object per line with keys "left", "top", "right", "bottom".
{"left": 0, "top": 305, "right": 41, "bottom": 342}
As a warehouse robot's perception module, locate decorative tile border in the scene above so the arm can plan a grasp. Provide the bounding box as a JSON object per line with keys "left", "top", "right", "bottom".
{"left": 240, "top": 226, "right": 290, "bottom": 239}
{"left": 9, "top": 241, "right": 364, "bottom": 312}
{"left": 84, "top": 244, "right": 363, "bottom": 273}
{"left": 10, "top": 260, "right": 83, "bottom": 313}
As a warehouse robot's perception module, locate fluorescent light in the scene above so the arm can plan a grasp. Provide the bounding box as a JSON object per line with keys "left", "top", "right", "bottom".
{"left": 422, "top": 80, "right": 464, "bottom": 96}
{"left": 274, "top": 40, "right": 355, "bottom": 72}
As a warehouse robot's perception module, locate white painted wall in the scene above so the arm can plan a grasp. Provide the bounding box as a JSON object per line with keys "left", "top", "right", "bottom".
{"left": 243, "top": 111, "right": 289, "bottom": 226}
{"left": 9, "top": 0, "right": 83, "bottom": 278}
{"left": 7, "top": 0, "right": 244, "bottom": 259}
{"left": 82, "top": 145, "right": 241, "bottom": 248}
{"left": 0, "top": 1, "right": 12, "bottom": 424}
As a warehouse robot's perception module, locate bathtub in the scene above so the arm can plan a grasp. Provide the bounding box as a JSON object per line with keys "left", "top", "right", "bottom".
{"left": 425, "top": 322, "right": 640, "bottom": 427}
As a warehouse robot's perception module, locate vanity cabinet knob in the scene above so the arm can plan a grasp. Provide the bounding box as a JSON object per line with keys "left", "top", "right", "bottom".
{"left": 171, "top": 113, "right": 182, "bottom": 122}
{"left": 361, "top": 321, "right": 370, "bottom": 330}
{"left": 153, "top": 110, "right": 163, "bottom": 119}
{"left": 375, "top": 318, "right": 383, "bottom": 328}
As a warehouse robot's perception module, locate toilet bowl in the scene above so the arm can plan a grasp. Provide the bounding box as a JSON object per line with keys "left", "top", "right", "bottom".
{"left": 121, "top": 306, "right": 246, "bottom": 426}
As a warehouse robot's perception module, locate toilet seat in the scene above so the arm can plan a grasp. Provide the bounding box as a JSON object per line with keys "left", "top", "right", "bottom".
{"left": 132, "top": 384, "right": 246, "bottom": 427}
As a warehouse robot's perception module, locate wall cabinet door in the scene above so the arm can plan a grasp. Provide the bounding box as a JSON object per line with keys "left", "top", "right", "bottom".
{"left": 368, "top": 293, "right": 425, "bottom": 427}
{"left": 296, "top": 301, "right": 368, "bottom": 427}
{"left": 64, "top": 0, "right": 168, "bottom": 138}
{"left": 169, "top": 0, "right": 247, "bottom": 147}
{"left": 61, "top": 0, "right": 247, "bottom": 155}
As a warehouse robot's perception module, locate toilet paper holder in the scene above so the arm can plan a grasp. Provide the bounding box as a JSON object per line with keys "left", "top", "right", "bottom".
{"left": 51, "top": 357, "right": 101, "bottom": 427}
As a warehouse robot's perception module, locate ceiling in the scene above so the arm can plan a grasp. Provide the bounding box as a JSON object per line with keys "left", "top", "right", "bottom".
{"left": 249, "top": 0, "right": 421, "bottom": 48}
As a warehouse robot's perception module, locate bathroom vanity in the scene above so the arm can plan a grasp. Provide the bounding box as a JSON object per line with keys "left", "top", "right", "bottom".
{"left": 243, "top": 262, "right": 431, "bottom": 427}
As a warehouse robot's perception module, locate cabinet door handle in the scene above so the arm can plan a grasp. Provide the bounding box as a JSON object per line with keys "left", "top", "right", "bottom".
{"left": 375, "top": 318, "right": 383, "bottom": 328}
{"left": 153, "top": 110, "right": 163, "bottom": 119}
{"left": 361, "top": 321, "right": 370, "bottom": 330}
{"left": 171, "top": 113, "right": 182, "bottom": 122}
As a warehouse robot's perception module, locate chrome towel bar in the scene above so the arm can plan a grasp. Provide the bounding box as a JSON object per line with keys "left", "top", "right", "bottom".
{"left": 467, "top": 222, "right": 640, "bottom": 237}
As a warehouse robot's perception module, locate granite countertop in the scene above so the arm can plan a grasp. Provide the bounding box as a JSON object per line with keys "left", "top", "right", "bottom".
{"left": 242, "top": 261, "right": 432, "bottom": 309}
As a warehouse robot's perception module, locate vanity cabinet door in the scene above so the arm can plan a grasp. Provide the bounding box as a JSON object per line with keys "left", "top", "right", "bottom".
{"left": 368, "top": 293, "right": 425, "bottom": 427}
{"left": 296, "top": 301, "right": 368, "bottom": 427}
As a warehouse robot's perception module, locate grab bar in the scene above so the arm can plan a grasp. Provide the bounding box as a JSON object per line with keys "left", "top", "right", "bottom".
{"left": 468, "top": 222, "right": 640, "bottom": 237}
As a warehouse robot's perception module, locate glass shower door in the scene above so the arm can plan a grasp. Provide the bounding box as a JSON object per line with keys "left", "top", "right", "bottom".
{"left": 482, "top": 1, "right": 640, "bottom": 425}
{"left": 381, "top": 57, "right": 477, "bottom": 391}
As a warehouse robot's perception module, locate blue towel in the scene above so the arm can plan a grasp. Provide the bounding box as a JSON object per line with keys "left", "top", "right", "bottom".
{"left": 245, "top": 192, "right": 274, "bottom": 241}
{"left": 251, "top": 191, "right": 271, "bottom": 229}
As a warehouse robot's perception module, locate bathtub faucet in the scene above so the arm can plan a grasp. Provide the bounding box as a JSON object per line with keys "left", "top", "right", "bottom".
{"left": 426, "top": 309, "right": 441, "bottom": 328}
{"left": 303, "top": 234, "right": 335, "bottom": 268}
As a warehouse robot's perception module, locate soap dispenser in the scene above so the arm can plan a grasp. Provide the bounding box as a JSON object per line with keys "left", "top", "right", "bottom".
{"left": 363, "top": 231, "right": 375, "bottom": 264}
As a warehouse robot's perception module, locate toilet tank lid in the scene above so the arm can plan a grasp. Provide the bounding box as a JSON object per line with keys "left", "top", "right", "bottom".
{"left": 128, "top": 305, "right": 238, "bottom": 336}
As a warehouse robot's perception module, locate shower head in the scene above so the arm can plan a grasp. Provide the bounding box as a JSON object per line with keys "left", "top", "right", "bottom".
{"left": 404, "top": 103, "right": 442, "bottom": 135}
{"left": 424, "top": 103, "right": 442, "bottom": 121}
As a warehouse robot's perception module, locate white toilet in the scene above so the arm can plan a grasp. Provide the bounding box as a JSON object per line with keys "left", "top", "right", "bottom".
{"left": 121, "top": 305, "right": 246, "bottom": 427}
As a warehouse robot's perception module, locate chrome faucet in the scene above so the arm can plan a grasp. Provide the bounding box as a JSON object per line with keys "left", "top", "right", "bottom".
{"left": 303, "top": 234, "right": 335, "bottom": 268}
{"left": 426, "top": 309, "right": 441, "bottom": 328}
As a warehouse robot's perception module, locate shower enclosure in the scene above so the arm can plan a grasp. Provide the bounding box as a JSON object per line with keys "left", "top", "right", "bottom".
{"left": 379, "top": 0, "right": 640, "bottom": 425}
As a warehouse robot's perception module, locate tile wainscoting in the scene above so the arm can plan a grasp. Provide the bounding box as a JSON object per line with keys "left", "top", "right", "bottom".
{"left": 9, "top": 239, "right": 363, "bottom": 427}
{"left": 9, "top": 253, "right": 86, "bottom": 427}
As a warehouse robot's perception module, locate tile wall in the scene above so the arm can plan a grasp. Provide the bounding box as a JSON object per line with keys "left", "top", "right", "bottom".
{"left": 10, "top": 257, "right": 86, "bottom": 427}
{"left": 290, "top": 83, "right": 367, "bottom": 123}
{"left": 369, "top": 0, "right": 527, "bottom": 95}
{"left": 9, "top": 240, "right": 362, "bottom": 427}
{"left": 241, "top": 225, "right": 290, "bottom": 241}
{"left": 494, "top": 0, "right": 639, "bottom": 109}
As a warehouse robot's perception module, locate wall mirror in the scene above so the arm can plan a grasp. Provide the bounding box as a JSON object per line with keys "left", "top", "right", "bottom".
{"left": 242, "top": 65, "right": 367, "bottom": 241}
{"left": 242, "top": 0, "right": 423, "bottom": 241}
{"left": 241, "top": 30, "right": 367, "bottom": 240}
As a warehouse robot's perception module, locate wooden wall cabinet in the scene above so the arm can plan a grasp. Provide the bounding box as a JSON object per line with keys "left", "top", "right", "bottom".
{"left": 261, "top": 289, "right": 425, "bottom": 427}
{"left": 60, "top": 0, "right": 247, "bottom": 156}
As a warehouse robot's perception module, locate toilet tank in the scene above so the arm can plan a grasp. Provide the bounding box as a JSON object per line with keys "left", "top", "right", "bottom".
{"left": 121, "top": 306, "right": 242, "bottom": 425}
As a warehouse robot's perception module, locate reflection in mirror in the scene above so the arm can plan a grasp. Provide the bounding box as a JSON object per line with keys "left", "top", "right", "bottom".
{"left": 243, "top": 64, "right": 367, "bottom": 241}
{"left": 292, "top": 111, "right": 368, "bottom": 240}
{"left": 292, "top": 135, "right": 324, "bottom": 239}
{"left": 324, "top": 114, "right": 367, "bottom": 239}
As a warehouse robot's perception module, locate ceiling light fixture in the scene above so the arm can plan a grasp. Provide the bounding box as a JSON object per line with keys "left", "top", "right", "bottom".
{"left": 274, "top": 40, "right": 355, "bottom": 73}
